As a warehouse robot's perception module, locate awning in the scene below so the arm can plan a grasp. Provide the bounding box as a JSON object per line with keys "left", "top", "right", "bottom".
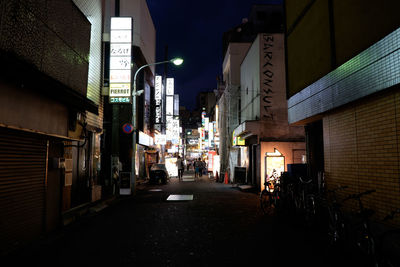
{"left": 233, "top": 120, "right": 260, "bottom": 139}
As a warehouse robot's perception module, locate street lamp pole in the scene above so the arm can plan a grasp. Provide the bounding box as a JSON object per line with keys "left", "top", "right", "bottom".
{"left": 131, "top": 58, "right": 183, "bottom": 193}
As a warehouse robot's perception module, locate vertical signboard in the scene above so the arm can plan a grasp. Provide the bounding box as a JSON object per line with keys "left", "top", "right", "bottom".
{"left": 166, "top": 95, "right": 174, "bottom": 116}
{"left": 155, "top": 75, "right": 162, "bottom": 125}
{"left": 174, "top": 94, "right": 179, "bottom": 116}
{"left": 166, "top": 78, "right": 174, "bottom": 95}
{"left": 110, "top": 17, "right": 132, "bottom": 103}
{"left": 171, "top": 118, "right": 180, "bottom": 144}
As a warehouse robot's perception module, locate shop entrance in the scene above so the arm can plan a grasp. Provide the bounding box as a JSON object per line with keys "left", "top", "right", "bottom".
{"left": 305, "top": 120, "right": 324, "bottom": 181}
{"left": 263, "top": 149, "right": 285, "bottom": 191}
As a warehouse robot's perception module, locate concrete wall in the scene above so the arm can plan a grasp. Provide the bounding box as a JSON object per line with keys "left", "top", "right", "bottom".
{"left": 241, "top": 33, "right": 305, "bottom": 140}
{"left": 240, "top": 36, "right": 260, "bottom": 121}
{"left": 223, "top": 43, "right": 251, "bottom": 87}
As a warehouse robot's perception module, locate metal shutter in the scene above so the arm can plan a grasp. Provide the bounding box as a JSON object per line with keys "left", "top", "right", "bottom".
{"left": 0, "top": 128, "right": 47, "bottom": 254}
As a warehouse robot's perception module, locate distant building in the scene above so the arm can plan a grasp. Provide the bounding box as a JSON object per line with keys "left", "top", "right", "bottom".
{"left": 196, "top": 91, "right": 216, "bottom": 115}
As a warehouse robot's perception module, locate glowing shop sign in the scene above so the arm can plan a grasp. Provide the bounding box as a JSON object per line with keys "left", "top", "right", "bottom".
{"left": 155, "top": 75, "right": 162, "bottom": 124}
{"left": 110, "top": 57, "right": 131, "bottom": 69}
{"left": 155, "top": 76, "right": 162, "bottom": 100}
{"left": 110, "top": 44, "right": 131, "bottom": 56}
{"left": 232, "top": 131, "right": 245, "bottom": 146}
{"left": 110, "top": 83, "right": 130, "bottom": 97}
{"left": 110, "top": 17, "right": 132, "bottom": 30}
{"left": 166, "top": 95, "right": 174, "bottom": 116}
{"left": 166, "top": 78, "right": 174, "bottom": 95}
{"left": 110, "top": 30, "right": 132, "bottom": 43}
{"left": 109, "top": 17, "right": 132, "bottom": 104}
{"left": 155, "top": 134, "right": 166, "bottom": 145}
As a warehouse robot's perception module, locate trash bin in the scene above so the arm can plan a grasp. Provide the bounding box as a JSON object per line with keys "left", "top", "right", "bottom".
{"left": 234, "top": 167, "right": 246, "bottom": 184}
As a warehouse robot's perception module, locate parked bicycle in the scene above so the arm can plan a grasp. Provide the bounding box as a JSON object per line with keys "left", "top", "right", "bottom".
{"left": 325, "top": 185, "right": 349, "bottom": 247}
{"left": 293, "top": 176, "right": 317, "bottom": 224}
{"left": 343, "top": 189, "right": 378, "bottom": 266}
{"left": 376, "top": 208, "right": 400, "bottom": 267}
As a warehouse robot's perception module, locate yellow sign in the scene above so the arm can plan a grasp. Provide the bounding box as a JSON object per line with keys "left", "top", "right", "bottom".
{"left": 232, "top": 131, "right": 245, "bottom": 146}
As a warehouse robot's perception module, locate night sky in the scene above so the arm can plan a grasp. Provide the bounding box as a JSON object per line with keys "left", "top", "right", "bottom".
{"left": 146, "top": 0, "right": 283, "bottom": 110}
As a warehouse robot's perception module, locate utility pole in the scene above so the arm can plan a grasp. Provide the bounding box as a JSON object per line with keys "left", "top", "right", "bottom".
{"left": 161, "top": 45, "right": 168, "bottom": 163}
{"left": 110, "top": 0, "right": 121, "bottom": 195}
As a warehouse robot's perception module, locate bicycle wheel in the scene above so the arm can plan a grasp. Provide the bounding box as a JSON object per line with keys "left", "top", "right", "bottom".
{"left": 260, "top": 190, "right": 274, "bottom": 215}
{"left": 302, "top": 195, "right": 315, "bottom": 226}
{"left": 379, "top": 230, "right": 400, "bottom": 267}
{"left": 327, "top": 207, "right": 344, "bottom": 245}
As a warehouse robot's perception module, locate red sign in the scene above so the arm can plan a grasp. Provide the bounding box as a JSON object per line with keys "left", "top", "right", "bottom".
{"left": 122, "top": 123, "right": 134, "bottom": 134}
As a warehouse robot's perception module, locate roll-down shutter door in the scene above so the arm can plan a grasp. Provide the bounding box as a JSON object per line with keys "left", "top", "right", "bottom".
{"left": 0, "top": 128, "right": 47, "bottom": 254}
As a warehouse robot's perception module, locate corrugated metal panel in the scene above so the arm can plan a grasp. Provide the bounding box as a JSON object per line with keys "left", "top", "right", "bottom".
{"left": 86, "top": 96, "right": 103, "bottom": 130}
{"left": 74, "top": 0, "right": 103, "bottom": 130}
{"left": 0, "top": 128, "right": 47, "bottom": 254}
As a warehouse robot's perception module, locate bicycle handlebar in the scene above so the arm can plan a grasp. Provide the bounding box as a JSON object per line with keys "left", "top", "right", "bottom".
{"left": 344, "top": 189, "right": 376, "bottom": 201}
{"left": 383, "top": 208, "right": 400, "bottom": 221}
{"left": 327, "top": 185, "right": 349, "bottom": 193}
{"left": 299, "top": 176, "right": 312, "bottom": 184}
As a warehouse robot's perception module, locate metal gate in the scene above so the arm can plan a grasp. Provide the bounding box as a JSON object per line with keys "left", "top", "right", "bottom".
{"left": 0, "top": 127, "right": 47, "bottom": 254}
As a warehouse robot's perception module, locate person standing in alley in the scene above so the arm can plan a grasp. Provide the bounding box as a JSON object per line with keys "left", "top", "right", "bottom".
{"left": 176, "top": 156, "right": 184, "bottom": 180}
{"left": 194, "top": 158, "right": 200, "bottom": 178}
{"left": 198, "top": 158, "right": 203, "bottom": 177}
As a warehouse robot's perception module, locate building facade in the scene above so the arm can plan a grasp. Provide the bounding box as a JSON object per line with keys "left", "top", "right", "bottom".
{"left": 0, "top": 0, "right": 103, "bottom": 254}
{"left": 218, "top": 42, "right": 251, "bottom": 182}
{"left": 285, "top": 0, "right": 400, "bottom": 224}
{"left": 102, "top": 0, "right": 156, "bottom": 190}
{"left": 234, "top": 33, "right": 305, "bottom": 190}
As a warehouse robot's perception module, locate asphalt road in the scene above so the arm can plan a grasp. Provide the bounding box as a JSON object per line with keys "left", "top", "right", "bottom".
{"left": 5, "top": 170, "right": 368, "bottom": 267}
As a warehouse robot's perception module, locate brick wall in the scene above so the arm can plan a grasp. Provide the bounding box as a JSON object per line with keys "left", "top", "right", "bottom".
{"left": 323, "top": 88, "right": 400, "bottom": 225}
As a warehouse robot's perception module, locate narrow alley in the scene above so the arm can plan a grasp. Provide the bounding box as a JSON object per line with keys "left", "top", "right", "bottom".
{"left": 6, "top": 170, "right": 365, "bottom": 267}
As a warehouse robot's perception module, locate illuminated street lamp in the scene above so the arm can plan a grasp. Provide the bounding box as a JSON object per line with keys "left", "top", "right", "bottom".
{"left": 131, "top": 57, "right": 183, "bottom": 193}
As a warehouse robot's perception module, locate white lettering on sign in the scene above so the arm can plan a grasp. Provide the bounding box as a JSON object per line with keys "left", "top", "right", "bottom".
{"left": 155, "top": 134, "right": 167, "bottom": 145}
{"left": 155, "top": 76, "right": 162, "bottom": 100}
{"left": 155, "top": 106, "right": 161, "bottom": 123}
{"left": 110, "top": 30, "right": 132, "bottom": 43}
{"left": 166, "top": 78, "right": 174, "bottom": 95}
{"left": 110, "top": 70, "right": 131, "bottom": 83}
{"left": 110, "top": 57, "right": 131, "bottom": 69}
{"left": 166, "top": 95, "right": 174, "bottom": 116}
{"left": 110, "top": 44, "right": 131, "bottom": 56}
